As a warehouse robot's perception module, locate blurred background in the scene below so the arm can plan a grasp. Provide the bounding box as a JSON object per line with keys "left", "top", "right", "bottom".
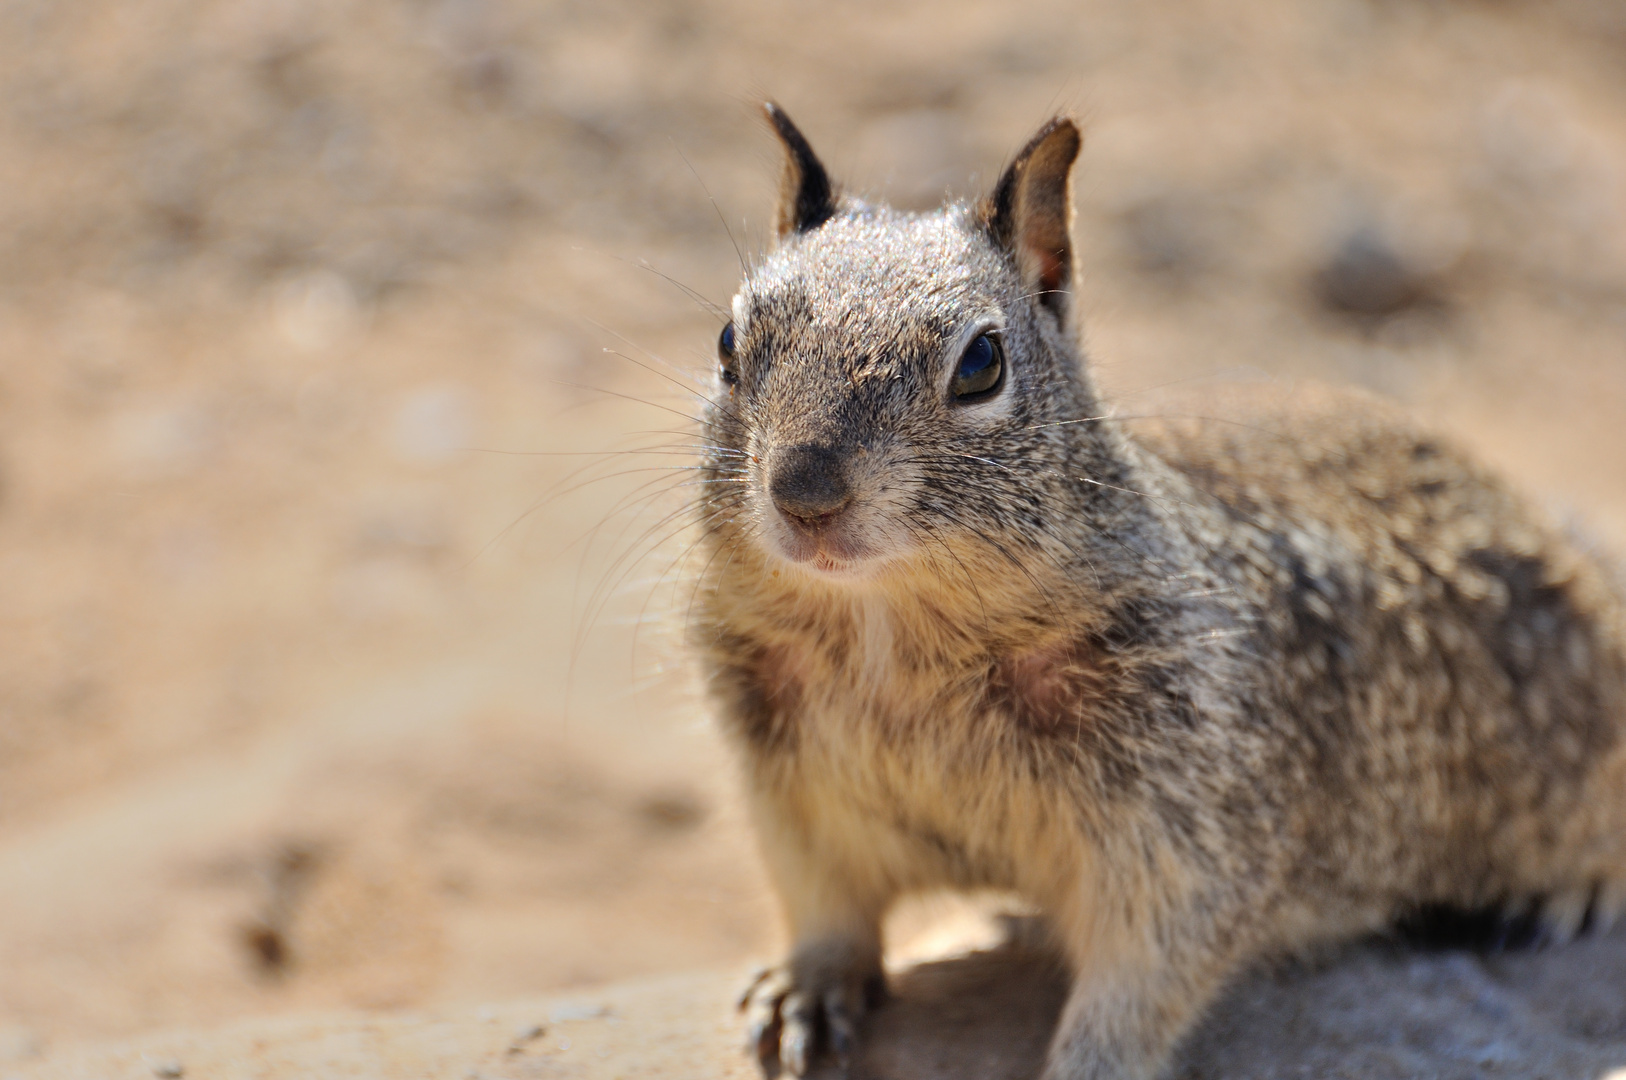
{"left": 1, "top": 0, "right": 1624, "bottom": 1061}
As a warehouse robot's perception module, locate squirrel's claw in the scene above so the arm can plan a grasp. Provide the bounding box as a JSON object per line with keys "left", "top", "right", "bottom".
{"left": 740, "top": 963, "right": 874, "bottom": 1078}
{"left": 778, "top": 992, "right": 815, "bottom": 1075}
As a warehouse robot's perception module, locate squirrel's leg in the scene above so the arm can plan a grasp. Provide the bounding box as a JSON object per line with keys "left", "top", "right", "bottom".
{"left": 740, "top": 791, "right": 889, "bottom": 1077}
{"left": 1040, "top": 885, "right": 1256, "bottom": 1080}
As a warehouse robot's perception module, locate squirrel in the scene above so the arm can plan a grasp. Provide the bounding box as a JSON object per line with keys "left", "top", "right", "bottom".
{"left": 690, "top": 104, "right": 1626, "bottom": 1080}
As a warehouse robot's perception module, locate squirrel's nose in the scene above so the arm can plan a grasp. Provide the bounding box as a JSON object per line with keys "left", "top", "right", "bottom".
{"left": 768, "top": 444, "right": 852, "bottom": 525}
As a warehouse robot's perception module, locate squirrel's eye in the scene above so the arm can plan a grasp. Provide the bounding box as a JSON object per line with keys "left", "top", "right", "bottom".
{"left": 718, "top": 322, "right": 739, "bottom": 385}
{"left": 950, "top": 333, "right": 1004, "bottom": 401}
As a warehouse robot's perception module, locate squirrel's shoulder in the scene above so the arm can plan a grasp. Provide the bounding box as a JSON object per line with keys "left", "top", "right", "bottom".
{"left": 1124, "top": 381, "right": 1623, "bottom": 626}
{"left": 1126, "top": 381, "right": 1518, "bottom": 535}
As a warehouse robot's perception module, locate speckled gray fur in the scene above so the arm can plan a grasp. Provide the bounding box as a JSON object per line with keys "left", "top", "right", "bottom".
{"left": 692, "top": 109, "right": 1626, "bottom": 1080}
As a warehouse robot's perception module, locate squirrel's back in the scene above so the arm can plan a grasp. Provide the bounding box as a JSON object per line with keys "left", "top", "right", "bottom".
{"left": 1132, "top": 385, "right": 1626, "bottom": 935}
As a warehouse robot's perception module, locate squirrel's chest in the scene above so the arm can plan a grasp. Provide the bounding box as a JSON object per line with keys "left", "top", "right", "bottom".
{"left": 717, "top": 591, "right": 997, "bottom": 783}
{"left": 722, "top": 603, "right": 1110, "bottom": 892}
{"left": 757, "top": 632, "right": 1092, "bottom": 893}
{"left": 759, "top": 606, "right": 956, "bottom": 746}
{"left": 725, "top": 587, "right": 1126, "bottom": 764}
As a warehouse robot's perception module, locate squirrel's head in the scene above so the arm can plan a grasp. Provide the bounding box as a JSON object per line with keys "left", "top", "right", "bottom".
{"left": 701, "top": 105, "right": 1109, "bottom": 592}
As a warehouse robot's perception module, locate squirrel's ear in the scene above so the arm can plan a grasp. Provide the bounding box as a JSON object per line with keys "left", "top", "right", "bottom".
{"left": 765, "top": 102, "right": 837, "bottom": 238}
{"left": 980, "top": 117, "right": 1082, "bottom": 318}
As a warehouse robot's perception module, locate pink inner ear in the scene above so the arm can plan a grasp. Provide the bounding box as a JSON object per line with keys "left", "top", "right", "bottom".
{"left": 1019, "top": 217, "right": 1069, "bottom": 300}
{"left": 1033, "top": 246, "right": 1067, "bottom": 297}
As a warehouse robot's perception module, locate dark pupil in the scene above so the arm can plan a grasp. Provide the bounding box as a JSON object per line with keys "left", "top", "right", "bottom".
{"left": 718, "top": 323, "right": 739, "bottom": 383}
{"left": 952, "top": 334, "right": 1001, "bottom": 398}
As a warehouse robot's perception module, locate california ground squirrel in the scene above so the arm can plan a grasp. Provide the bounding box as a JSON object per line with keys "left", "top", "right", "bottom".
{"left": 693, "top": 105, "right": 1626, "bottom": 1080}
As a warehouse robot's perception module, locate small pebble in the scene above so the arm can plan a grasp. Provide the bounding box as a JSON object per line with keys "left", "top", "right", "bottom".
{"left": 548, "top": 1002, "right": 609, "bottom": 1022}
{"left": 504, "top": 1023, "right": 546, "bottom": 1055}
{"left": 1314, "top": 226, "right": 1432, "bottom": 318}
{"left": 147, "top": 1059, "right": 184, "bottom": 1079}
{"left": 637, "top": 790, "right": 706, "bottom": 830}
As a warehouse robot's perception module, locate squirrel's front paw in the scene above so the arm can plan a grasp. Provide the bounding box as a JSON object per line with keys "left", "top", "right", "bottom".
{"left": 738, "top": 951, "right": 885, "bottom": 1077}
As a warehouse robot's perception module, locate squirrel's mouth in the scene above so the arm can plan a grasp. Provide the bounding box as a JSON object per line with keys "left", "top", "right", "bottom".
{"left": 808, "top": 550, "right": 858, "bottom": 575}
{"left": 773, "top": 512, "right": 867, "bottom": 565}
{"left": 766, "top": 504, "right": 896, "bottom": 580}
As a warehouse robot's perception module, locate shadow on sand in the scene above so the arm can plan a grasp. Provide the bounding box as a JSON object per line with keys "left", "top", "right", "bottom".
{"left": 819, "top": 918, "right": 1626, "bottom": 1080}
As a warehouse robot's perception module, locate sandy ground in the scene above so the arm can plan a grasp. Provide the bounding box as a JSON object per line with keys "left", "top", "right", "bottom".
{"left": 2, "top": 0, "right": 1626, "bottom": 1072}
{"left": 14, "top": 921, "right": 1626, "bottom": 1079}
